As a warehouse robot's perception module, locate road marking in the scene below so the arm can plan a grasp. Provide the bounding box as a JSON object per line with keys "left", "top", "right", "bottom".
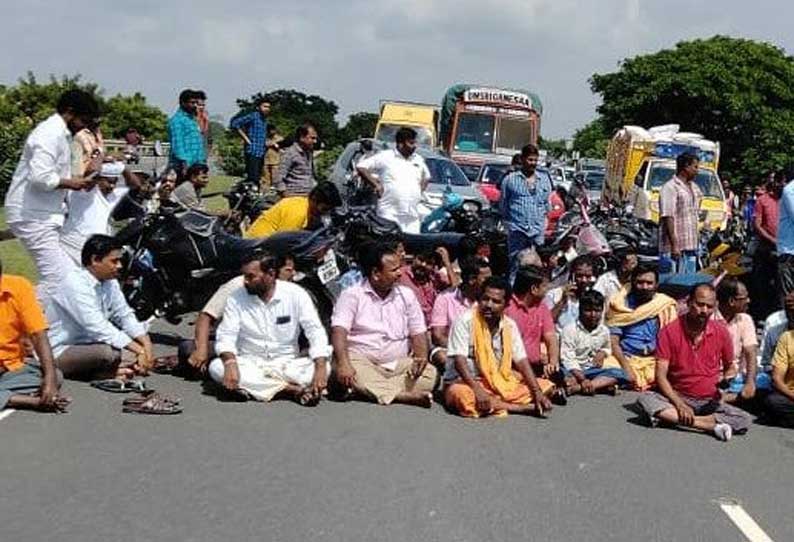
{"left": 0, "top": 409, "right": 16, "bottom": 422}
{"left": 718, "top": 499, "right": 775, "bottom": 542}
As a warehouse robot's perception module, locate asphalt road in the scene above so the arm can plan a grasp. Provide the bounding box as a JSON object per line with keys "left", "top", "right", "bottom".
{"left": 1, "top": 317, "right": 792, "bottom": 542}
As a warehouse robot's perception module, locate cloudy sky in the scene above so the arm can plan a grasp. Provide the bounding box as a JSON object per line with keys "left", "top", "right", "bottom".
{"left": 2, "top": 0, "right": 793, "bottom": 138}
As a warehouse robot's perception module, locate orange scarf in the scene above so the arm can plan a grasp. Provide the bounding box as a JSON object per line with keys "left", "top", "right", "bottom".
{"left": 472, "top": 308, "right": 522, "bottom": 399}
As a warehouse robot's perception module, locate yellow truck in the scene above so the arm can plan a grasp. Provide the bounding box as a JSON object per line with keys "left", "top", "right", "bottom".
{"left": 374, "top": 101, "right": 438, "bottom": 148}
{"left": 604, "top": 125, "right": 726, "bottom": 231}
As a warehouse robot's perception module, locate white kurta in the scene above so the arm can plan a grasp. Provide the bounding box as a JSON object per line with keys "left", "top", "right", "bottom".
{"left": 208, "top": 280, "right": 331, "bottom": 401}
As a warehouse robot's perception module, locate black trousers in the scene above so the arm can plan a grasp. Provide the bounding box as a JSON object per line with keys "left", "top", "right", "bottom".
{"left": 751, "top": 242, "right": 779, "bottom": 320}
{"left": 244, "top": 153, "right": 264, "bottom": 186}
{"left": 764, "top": 391, "right": 794, "bottom": 428}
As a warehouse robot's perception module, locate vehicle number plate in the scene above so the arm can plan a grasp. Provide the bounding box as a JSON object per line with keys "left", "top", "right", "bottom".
{"left": 318, "top": 250, "right": 340, "bottom": 284}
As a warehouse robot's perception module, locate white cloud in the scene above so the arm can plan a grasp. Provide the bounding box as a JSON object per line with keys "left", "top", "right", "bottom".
{"left": 0, "top": 0, "right": 792, "bottom": 137}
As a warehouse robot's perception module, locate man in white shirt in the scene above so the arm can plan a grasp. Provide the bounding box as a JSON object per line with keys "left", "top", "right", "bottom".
{"left": 594, "top": 246, "right": 638, "bottom": 306}
{"left": 4, "top": 90, "right": 101, "bottom": 302}
{"left": 60, "top": 161, "right": 142, "bottom": 266}
{"left": 47, "top": 234, "right": 154, "bottom": 380}
{"left": 208, "top": 251, "right": 331, "bottom": 405}
{"left": 356, "top": 127, "right": 431, "bottom": 233}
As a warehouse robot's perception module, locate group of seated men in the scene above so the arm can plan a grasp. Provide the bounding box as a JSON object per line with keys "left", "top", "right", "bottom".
{"left": 4, "top": 230, "right": 794, "bottom": 442}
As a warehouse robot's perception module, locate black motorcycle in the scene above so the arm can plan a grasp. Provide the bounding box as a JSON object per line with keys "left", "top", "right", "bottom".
{"left": 115, "top": 207, "right": 345, "bottom": 324}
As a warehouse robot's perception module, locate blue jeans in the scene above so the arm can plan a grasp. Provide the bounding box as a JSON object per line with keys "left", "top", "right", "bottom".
{"left": 659, "top": 250, "right": 697, "bottom": 274}
{"left": 508, "top": 230, "right": 543, "bottom": 284}
{"left": 564, "top": 367, "right": 629, "bottom": 386}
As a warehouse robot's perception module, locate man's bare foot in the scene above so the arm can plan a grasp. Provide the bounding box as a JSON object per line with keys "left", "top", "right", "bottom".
{"left": 7, "top": 394, "right": 71, "bottom": 412}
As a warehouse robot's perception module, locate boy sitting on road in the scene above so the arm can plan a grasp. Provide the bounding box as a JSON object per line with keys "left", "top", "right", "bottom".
{"left": 561, "top": 290, "right": 627, "bottom": 396}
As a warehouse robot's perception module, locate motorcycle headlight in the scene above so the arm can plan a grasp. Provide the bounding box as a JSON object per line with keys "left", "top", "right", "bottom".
{"left": 462, "top": 200, "right": 481, "bottom": 213}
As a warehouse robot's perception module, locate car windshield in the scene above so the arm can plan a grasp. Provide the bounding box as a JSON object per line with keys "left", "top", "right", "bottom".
{"left": 584, "top": 171, "right": 605, "bottom": 190}
{"left": 374, "top": 124, "right": 433, "bottom": 147}
{"left": 453, "top": 113, "right": 495, "bottom": 153}
{"left": 495, "top": 116, "right": 532, "bottom": 154}
{"left": 426, "top": 157, "right": 471, "bottom": 186}
{"left": 481, "top": 164, "right": 510, "bottom": 185}
{"left": 647, "top": 164, "right": 723, "bottom": 198}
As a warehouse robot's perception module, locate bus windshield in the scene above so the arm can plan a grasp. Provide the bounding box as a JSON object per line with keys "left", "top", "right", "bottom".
{"left": 453, "top": 113, "right": 495, "bottom": 153}
{"left": 495, "top": 116, "right": 532, "bottom": 154}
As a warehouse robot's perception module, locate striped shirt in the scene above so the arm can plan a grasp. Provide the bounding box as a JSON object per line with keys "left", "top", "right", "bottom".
{"left": 499, "top": 170, "right": 551, "bottom": 239}
{"left": 659, "top": 175, "right": 702, "bottom": 253}
{"left": 167, "top": 109, "right": 206, "bottom": 168}
{"left": 230, "top": 111, "right": 268, "bottom": 158}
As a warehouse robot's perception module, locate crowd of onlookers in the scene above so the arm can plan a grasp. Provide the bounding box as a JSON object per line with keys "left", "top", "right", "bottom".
{"left": 3, "top": 89, "right": 794, "bottom": 443}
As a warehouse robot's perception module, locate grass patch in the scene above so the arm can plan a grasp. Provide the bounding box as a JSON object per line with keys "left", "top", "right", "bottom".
{"left": 0, "top": 175, "right": 237, "bottom": 283}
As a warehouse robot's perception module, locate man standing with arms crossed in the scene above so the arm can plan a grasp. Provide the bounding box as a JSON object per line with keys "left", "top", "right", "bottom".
{"left": 4, "top": 89, "right": 100, "bottom": 302}
{"left": 658, "top": 152, "right": 702, "bottom": 274}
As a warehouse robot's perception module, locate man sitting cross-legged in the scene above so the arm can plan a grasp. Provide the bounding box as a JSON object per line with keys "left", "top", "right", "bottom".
{"left": 429, "top": 257, "right": 491, "bottom": 370}
{"left": 561, "top": 290, "right": 628, "bottom": 396}
{"left": 606, "top": 263, "right": 678, "bottom": 391}
{"left": 208, "top": 251, "right": 331, "bottom": 405}
{"left": 47, "top": 234, "right": 154, "bottom": 381}
{"left": 0, "top": 258, "right": 69, "bottom": 412}
{"left": 176, "top": 253, "right": 299, "bottom": 375}
{"left": 636, "top": 284, "right": 752, "bottom": 441}
{"left": 762, "top": 295, "right": 794, "bottom": 427}
{"left": 505, "top": 265, "right": 561, "bottom": 398}
{"left": 444, "top": 276, "right": 554, "bottom": 418}
{"left": 331, "top": 241, "right": 436, "bottom": 408}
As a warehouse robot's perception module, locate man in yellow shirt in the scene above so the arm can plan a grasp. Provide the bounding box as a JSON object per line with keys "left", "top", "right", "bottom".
{"left": 245, "top": 182, "right": 342, "bottom": 238}
{"left": 765, "top": 298, "right": 794, "bottom": 427}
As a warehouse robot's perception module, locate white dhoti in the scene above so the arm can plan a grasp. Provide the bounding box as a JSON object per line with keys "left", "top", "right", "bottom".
{"left": 8, "top": 220, "right": 75, "bottom": 302}
{"left": 208, "top": 355, "right": 328, "bottom": 402}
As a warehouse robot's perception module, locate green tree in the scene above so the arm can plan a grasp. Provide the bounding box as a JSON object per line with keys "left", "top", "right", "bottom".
{"left": 338, "top": 111, "right": 378, "bottom": 143}
{"left": 572, "top": 118, "right": 609, "bottom": 159}
{"left": 538, "top": 136, "right": 569, "bottom": 159}
{"left": 102, "top": 93, "right": 168, "bottom": 140}
{"left": 590, "top": 35, "right": 794, "bottom": 178}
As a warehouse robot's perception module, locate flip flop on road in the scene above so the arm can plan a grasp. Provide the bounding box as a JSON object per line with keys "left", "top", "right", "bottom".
{"left": 90, "top": 378, "right": 147, "bottom": 393}
{"left": 122, "top": 393, "right": 182, "bottom": 415}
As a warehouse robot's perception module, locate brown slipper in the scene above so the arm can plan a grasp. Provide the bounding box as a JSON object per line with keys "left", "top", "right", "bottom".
{"left": 152, "top": 355, "right": 180, "bottom": 374}
{"left": 123, "top": 393, "right": 182, "bottom": 415}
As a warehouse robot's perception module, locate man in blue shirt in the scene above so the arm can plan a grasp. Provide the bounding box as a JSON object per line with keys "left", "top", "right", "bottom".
{"left": 230, "top": 99, "right": 271, "bottom": 187}
{"left": 777, "top": 170, "right": 794, "bottom": 296}
{"left": 498, "top": 144, "right": 551, "bottom": 283}
{"left": 168, "top": 89, "right": 206, "bottom": 175}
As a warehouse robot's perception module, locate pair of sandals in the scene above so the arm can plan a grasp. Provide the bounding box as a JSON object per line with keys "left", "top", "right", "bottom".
{"left": 89, "top": 379, "right": 182, "bottom": 415}
{"left": 122, "top": 390, "right": 182, "bottom": 415}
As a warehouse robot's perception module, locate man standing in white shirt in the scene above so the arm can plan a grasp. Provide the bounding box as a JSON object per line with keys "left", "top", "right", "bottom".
{"left": 208, "top": 251, "right": 331, "bottom": 405}
{"left": 47, "top": 235, "right": 154, "bottom": 380}
{"left": 4, "top": 90, "right": 100, "bottom": 301}
{"left": 356, "top": 127, "right": 431, "bottom": 233}
{"left": 60, "top": 161, "right": 142, "bottom": 266}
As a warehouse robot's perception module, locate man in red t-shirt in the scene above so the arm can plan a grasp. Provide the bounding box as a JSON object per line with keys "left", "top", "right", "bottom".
{"left": 506, "top": 265, "right": 565, "bottom": 403}
{"left": 752, "top": 174, "right": 783, "bottom": 319}
{"left": 636, "top": 284, "right": 752, "bottom": 441}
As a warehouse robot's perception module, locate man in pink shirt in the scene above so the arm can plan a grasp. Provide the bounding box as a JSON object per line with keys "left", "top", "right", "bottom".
{"left": 429, "top": 257, "right": 491, "bottom": 369}
{"left": 398, "top": 248, "right": 455, "bottom": 324}
{"left": 636, "top": 284, "right": 752, "bottom": 441}
{"left": 331, "top": 242, "right": 436, "bottom": 407}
